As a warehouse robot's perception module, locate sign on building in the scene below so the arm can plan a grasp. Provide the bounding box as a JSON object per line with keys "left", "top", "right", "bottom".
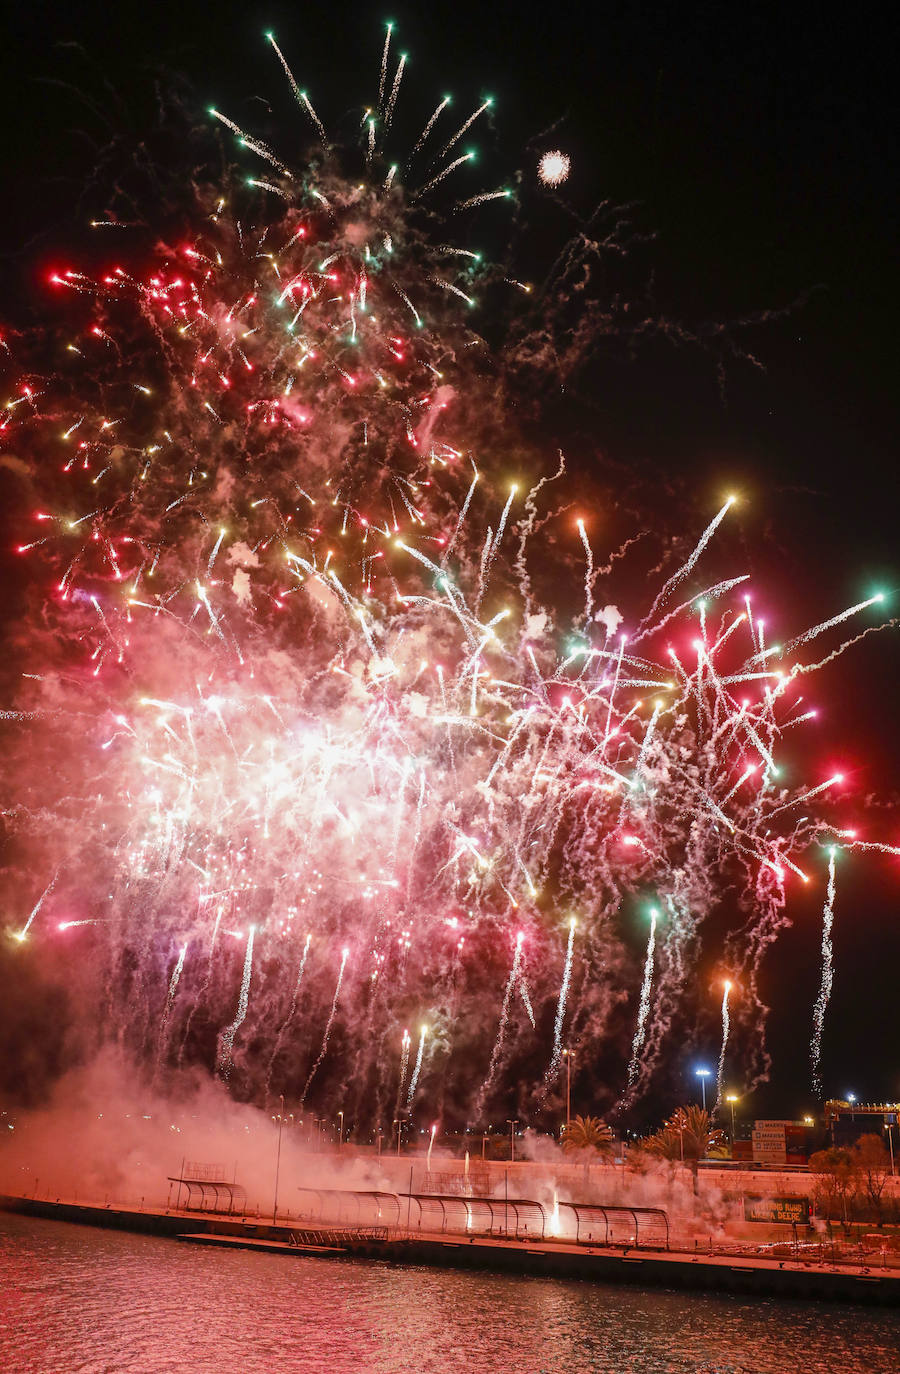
{"left": 743, "top": 1195, "right": 810, "bottom": 1225}
{"left": 752, "top": 1120, "right": 788, "bottom": 1163}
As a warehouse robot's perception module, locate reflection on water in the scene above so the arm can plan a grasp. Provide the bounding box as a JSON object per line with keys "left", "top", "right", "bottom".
{"left": 1, "top": 1214, "right": 899, "bottom": 1373}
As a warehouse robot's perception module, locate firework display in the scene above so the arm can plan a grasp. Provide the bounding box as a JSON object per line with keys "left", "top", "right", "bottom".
{"left": 1, "top": 25, "right": 896, "bottom": 1129}
{"left": 538, "top": 151, "right": 571, "bottom": 187}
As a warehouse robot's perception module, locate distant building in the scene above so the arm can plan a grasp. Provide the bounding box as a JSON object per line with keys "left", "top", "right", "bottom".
{"left": 825, "top": 1100, "right": 899, "bottom": 1149}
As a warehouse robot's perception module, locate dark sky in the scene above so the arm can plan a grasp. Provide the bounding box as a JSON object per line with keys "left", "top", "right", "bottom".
{"left": 0, "top": 0, "right": 896, "bottom": 1122}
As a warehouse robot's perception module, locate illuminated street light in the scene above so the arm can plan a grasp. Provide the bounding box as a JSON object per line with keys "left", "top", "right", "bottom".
{"left": 696, "top": 1067, "right": 712, "bottom": 1113}
{"left": 562, "top": 1048, "right": 575, "bottom": 1130}
{"left": 507, "top": 1118, "right": 519, "bottom": 1164}
{"left": 725, "top": 1093, "right": 739, "bottom": 1142}
{"left": 273, "top": 1093, "right": 285, "bottom": 1225}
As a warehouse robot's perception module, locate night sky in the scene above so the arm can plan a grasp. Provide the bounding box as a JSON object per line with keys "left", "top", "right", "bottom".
{"left": 0, "top": 1, "right": 896, "bottom": 1124}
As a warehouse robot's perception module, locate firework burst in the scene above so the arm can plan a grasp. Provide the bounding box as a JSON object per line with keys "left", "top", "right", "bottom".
{"left": 1, "top": 26, "right": 896, "bottom": 1127}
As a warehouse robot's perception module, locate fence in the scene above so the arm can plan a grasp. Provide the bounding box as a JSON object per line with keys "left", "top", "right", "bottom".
{"left": 294, "top": 1187, "right": 670, "bottom": 1249}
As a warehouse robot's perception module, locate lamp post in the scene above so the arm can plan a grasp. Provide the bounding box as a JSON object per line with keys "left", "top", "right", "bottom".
{"left": 696, "top": 1067, "right": 711, "bottom": 1113}
{"left": 562, "top": 1048, "right": 575, "bottom": 1131}
{"left": 507, "top": 1119, "right": 519, "bottom": 1164}
{"left": 273, "top": 1093, "right": 284, "bottom": 1226}
{"left": 337, "top": 1110, "right": 344, "bottom": 1150}
{"left": 394, "top": 1117, "right": 402, "bottom": 1157}
{"left": 725, "top": 1093, "right": 738, "bottom": 1144}
{"left": 885, "top": 1122, "right": 896, "bottom": 1177}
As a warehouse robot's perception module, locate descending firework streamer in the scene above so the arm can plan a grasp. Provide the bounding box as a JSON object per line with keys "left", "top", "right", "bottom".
{"left": 549, "top": 917, "right": 576, "bottom": 1077}
{"left": 15, "top": 872, "right": 60, "bottom": 943}
{"left": 810, "top": 850, "right": 838, "bottom": 1096}
{"left": 396, "top": 1028, "right": 411, "bottom": 1113}
{"left": 626, "top": 909, "right": 657, "bottom": 1090}
{"left": 217, "top": 927, "right": 255, "bottom": 1077}
{"left": 300, "top": 947, "right": 348, "bottom": 1106}
{"left": 406, "top": 1024, "right": 428, "bottom": 1107}
{"left": 475, "top": 933, "right": 523, "bottom": 1119}
{"left": 265, "top": 931, "right": 312, "bottom": 1095}
{"left": 0, "top": 24, "right": 897, "bottom": 1126}
{"left": 158, "top": 943, "right": 188, "bottom": 1056}
{"left": 716, "top": 980, "right": 732, "bottom": 1109}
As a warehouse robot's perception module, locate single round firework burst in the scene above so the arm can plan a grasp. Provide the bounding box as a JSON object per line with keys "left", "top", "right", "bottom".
{"left": 1, "top": 25, "right": 896, "bottom": 1129}
{"left": 538, "top": 150, "right": 570, "bottom": 187}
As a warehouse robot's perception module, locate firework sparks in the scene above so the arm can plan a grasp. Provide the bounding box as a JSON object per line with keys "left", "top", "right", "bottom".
{"left": 406, "top": 1024, "right": 428, "bottom": 1107}
{"left": 475, "top": 933, "right": 524, "bottom": 1118}
{"left": 265, "top": 931, "right": 312, "bottom": 1095}
{"left": 396, "top": 1028, "right": 411, "bottom": 1114}
{"left": 301, "top": 947, "right": 349, "bottom": 1106}
{"left": 716, "top": 980, "right": 732, "bottom": 1109}
{"left": 217, "top": 927, "right": 255, "bottom": 1077}
{"left": 538, "top": 150, "right": 570, "bottom": 187}
{"left": 626, "top": 908, "right": 657, "bottom": 1089}
{"left": 549, "top": 917, "right": 576, "bottom": 1077}
{"left": 157, "top": 943, "right": 188, "bottom": 1068}
{"left": 810, "top": 849, "right": 838, "bottom": 1096}
{"left": 0, "top": 24, "right": 895, "bottom": 1132}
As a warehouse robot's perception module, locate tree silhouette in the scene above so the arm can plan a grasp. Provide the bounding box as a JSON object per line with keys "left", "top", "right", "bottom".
{"left": 852, "top": 1134, "right": 891, "bottom": 1225}
{"left": 644, "top": 1105, "right": 725, "bottom": 1191}
{"left": 562, "top": 1114, "right": 614, "bottom": 1157}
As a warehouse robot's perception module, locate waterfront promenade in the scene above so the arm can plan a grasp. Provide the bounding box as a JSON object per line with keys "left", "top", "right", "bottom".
{"left": 3, "top": 1188, "right": 899, "bottom": 1306}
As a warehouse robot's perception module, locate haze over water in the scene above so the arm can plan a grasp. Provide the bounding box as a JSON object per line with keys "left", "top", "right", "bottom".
{"left": 2, "top": 1214, "right": 898, "bottom": 1373}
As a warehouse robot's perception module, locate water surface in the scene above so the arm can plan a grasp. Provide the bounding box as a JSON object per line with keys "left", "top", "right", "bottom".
{"left": 1, "top": 1214, "right": 898, "bottom": 1373}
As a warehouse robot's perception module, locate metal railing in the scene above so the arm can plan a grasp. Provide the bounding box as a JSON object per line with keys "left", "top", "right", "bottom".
{"left": 294, "top": 1188, "right": 671, "bottom": 1250}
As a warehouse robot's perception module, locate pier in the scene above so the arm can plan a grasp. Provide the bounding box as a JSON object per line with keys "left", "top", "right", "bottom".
{"left": 3, "top": 1191, "right": 899, "bottom": 1305}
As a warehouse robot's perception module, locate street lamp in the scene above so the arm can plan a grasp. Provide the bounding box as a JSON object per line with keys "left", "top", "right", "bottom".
{"left": 696, "top": 1067, "right": 712, "bottom": 1113}
{"left": 393, "top": 1117, "right": 402, "bottom": 1157}
{"left": 884, "top": 1122, "right": 897, "bottom": 1177}
{"left": 725, "top": 1093, "right": 738, "bottom": 1143}
{"left": 507, "top": 1119, "right": 519, "bottom": 1164}
{"left": 273, "top": 1093, "right": 285, "bottom": 1226}
{"left": 562, "top": 1048, "right": 575, "bottom": 1130}
{"left": 337, "top": 1110, "right": 344, "bottom": 1149}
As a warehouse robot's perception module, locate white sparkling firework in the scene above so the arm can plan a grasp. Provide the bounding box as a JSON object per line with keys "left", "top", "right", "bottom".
{"left": 716, "top": 980, "right": 732, "bottom": 1108}
{"left": 810, "top": 849, "right": 837, "bottom": 1096}
{"left": 549, "top": 917, "right": 576, "bottom": 1076}
{"left": 217, "top": 927, "right": 255, "bottom": 1077}
{"left": 538, "top": 150, "right": 570, "bottom": 187}
{"left": 475, "top": 934, "right": 523, "bottom": 1116}
{"left": 626, "top": 908, "right": 657, "bottom": 1088}
{"left": 265, "top": 931, "right": 312, "bottom": 1094}
{"left": 300, "top": 948, "right": 348, "bottom": 1106}
{"left": 406, "top": 1024, "right": 428, "bottom": 1106}
{"left": 396, "top": 1028, "right": 411, "bottom": 1113}
{"left": 157, "top": 943, "right": 188, "bottom": 1066}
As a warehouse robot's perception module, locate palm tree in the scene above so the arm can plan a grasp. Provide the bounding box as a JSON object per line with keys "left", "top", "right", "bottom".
{"left": 644, "top": 1105, "right": 725, "bottom": 1191}
{"left": 561, "top": 1114, "right": 614, "bottom": 1156}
